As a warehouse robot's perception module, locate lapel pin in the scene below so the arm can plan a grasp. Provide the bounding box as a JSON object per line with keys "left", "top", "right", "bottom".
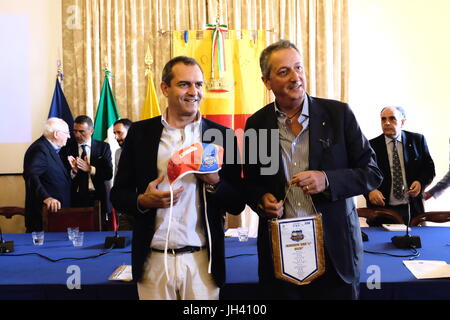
{"left": 319, "top": 138, "right": 331, "bottom": 148}
{"left": 322, "top": 122, "right": 326, "bottom": 126}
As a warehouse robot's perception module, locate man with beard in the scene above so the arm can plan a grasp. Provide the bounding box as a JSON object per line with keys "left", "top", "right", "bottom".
{"left": 112, "top": 118, "right": 133, "bottom": 229}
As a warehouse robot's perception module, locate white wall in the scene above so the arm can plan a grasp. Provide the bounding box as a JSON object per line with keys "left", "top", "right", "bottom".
{"left": 0, "top": 0, "right": 61, "bottom": 207}
{"left": 0, "top": 0, "right": 62, "bottom": 174}
{"left": 349, "top": 0, "right": 450, "bottom": 211}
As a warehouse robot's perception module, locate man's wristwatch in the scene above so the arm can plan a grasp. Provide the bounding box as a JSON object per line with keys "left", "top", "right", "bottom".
{"left": 205, "top": 182, "right": 219, "bottom": 194}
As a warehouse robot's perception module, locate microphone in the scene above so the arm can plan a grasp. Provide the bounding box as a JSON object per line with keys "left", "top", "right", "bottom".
{"left": 391, "top": 185, "right": 422, "bottom": 249}
{"left": 104, "top": 209, "right": 126, "bottom": 249}
{"left": 0, "top": 225, "right": 14, "bottom": 253}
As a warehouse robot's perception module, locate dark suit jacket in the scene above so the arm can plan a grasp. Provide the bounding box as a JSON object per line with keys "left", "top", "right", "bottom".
{"left": 243, "top": 96, "right": 382, "bottom": 285}
{"left": 23, "top": 136, "right": 71, "bottom": 232}
{"left": 367, "top": 131, "right": 435, "bottom": 216}
{"left": 63, "top": 139, "right": 113, "bottom": 214}
{"left": 110, "top": 117, "right": 245, "bottom": 287}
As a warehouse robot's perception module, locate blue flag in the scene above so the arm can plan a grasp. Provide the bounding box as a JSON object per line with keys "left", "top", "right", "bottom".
{"left": 48, "top": 78, "right": 74, "bottom": 131}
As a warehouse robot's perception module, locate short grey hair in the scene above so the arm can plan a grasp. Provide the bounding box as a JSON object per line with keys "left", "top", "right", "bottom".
{"left": 43, "top": 118, "right": 68, "bottom": 138}
{"left": 259, "top": 40, "right": 301, "bottom": 80}
{"left": 74, "top": 115, "right": 94, "bottom": 129}
{"left": 381, "top": 106, "right": 406, "bottom": 120}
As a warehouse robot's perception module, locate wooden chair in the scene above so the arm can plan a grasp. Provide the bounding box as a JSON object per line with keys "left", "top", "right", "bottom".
{"left": 0, "top": 207, "right": 26, "bottom": 233}
{"left": 410, "top": 211, "right": 450, "bottom": 227}
{"left": 357, "top": 207, "right": 405, "bottom": 225}
{"left": 42, "top": 201, "right": 101, "bottom": 232}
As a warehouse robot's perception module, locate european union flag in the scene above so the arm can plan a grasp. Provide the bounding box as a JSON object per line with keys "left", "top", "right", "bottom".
{"left": 48, "top": 78, "right": 74, "bottom": 131}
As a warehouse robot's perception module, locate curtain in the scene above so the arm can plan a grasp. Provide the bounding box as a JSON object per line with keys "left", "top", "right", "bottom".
{"left": 62, "top": 0, "right": 348, "bottom": 118}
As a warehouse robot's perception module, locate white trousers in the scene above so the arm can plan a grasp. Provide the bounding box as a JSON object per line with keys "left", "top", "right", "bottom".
{"left": 137, "top": 249, "right": 220, "bottom": 300}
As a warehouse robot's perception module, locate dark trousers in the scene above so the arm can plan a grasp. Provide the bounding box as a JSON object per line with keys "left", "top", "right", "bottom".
{"left": 117, "top": 212, "right": 135, "bottom": 231}
{"left": 72, "top": 190, "right": 97, "bottom": 208}
{"left": 73, "top": 190, "right": 110, "bottom": 230}
{"left": 385, "top": 202, "right": 421, "bottom": 224}
{"left": 260, "top": 249, "right": 358, "bottom": 300}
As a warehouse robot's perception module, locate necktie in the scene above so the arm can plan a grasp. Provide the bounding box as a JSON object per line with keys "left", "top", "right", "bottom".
{"left": 78, "top": 144, "right": 89, "bottom": 197}
{"left": 392, "top": 140, "right": 404, "bottom": 199}
{"left": 80, "top": 144, "right": 87, "bottom": 160}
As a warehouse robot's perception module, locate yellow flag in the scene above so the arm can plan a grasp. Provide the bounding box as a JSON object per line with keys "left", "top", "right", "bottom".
{"left": 140, "top": 71, "right": 161, "bottom": 120}
{"left": 140, "top": 46, "right": 161, "bottom": 120}
{"left": 172, "top": 29, "right": 266, "bottom": 130}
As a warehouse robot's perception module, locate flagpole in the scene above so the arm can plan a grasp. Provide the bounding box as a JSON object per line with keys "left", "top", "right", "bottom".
{"left": 140, "top": 45, "right": 161, "bottom": 120}
{"left": 48, "top": 60, "right": 74, "bottom": 131}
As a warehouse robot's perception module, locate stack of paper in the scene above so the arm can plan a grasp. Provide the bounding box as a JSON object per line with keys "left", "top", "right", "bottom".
{"left": 403, "top": 260, "right": 450, "bottom": 279}
{"left": 382, "top": 224, "right": 411, "bottom": 231}
{"left": 225, "top": 228, "right": 239, "bottom": 237}
{"left": 225, "top": 228, "right": 257, "bottom": 238}
{"left": 109, "top": 265, "right": 133, "bottom": 281}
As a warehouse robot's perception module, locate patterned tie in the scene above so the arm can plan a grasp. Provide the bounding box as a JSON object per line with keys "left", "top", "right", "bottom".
{"left": 80, "top": 144, "right": 87, "bottom": 160}
{"left": 392, "top": 140, "right": 404, "bottom": 199}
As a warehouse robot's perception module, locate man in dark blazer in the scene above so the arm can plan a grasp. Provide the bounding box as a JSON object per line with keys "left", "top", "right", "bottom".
{"left": 23, "top": 118, "right": 72, "bottom": 232}
{"left": 243, "top": 40, "right": 382, "bottom": 300}
{"left": 366, "top": 106, "right": 435, "bottom": 222}
{"left": 112, "top": 118, "right": 134, "bottom": 230}
{"left": 63, "top": 115, "right": 113, "bottom": 229}
{"left": 111, "top": 56, "right": 245, "bottom": 300}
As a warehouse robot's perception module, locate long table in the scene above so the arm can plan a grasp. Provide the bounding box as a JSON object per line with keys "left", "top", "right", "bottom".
{"left": 222, "top": 226, "right": 450, "bottom": 300}
{"left": 0, "top": 231, "right": 137, "bottom": 300}
{"left": 359, "top": 226, "right": 450, "bottom": 300}
{"left": 1, "top": 227, "right": 449, "bottom": 300}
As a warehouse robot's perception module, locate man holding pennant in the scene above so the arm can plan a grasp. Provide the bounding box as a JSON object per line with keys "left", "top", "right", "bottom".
{"left": 243, "top": 40, "right": 382, "bottom": 300}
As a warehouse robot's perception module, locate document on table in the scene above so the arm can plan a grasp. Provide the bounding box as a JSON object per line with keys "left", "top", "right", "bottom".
{"left": 403, "top": 260, "right": 450, "bottom": 279}
{"left": 225, "top": 228, "right": 257, "bottom": 238}
{"left": 382, "top": 224, "right": 411, "bottom": 231}
{"left": 225, "top": 228, "right": 239, "bottom": 237}
{"left": 109, "top": 265, "right": 133, "bottom": 281}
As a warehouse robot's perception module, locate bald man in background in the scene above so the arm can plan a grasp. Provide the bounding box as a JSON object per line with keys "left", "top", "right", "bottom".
{"left": 366, "top": 106, "right": 435, "bottom": 224}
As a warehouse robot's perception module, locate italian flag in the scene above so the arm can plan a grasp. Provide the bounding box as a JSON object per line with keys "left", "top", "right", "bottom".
{"left": 93, "top": 71, "right": 120, "bottom": 149}
{"left": 93, "top": 71, "right": 120, "bottom": 231}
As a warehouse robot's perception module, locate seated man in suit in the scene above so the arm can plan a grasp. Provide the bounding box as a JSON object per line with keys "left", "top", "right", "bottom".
{"left": 23, "top": 118, "right": 71, "bottom": 232}
{"left": 366, "top": 106, "right": 435, "bottom": 224}
{"left": 64, "top": 115, "right": 113, "bottom": 229}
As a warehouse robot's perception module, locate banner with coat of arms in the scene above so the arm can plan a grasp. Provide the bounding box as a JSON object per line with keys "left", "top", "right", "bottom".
{"left": 172, "top": 29, "right": 267, "bottom": 131}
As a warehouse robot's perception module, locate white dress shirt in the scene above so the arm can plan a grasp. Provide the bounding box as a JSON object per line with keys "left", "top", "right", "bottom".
{"left": 150, "top": 111, "right": 206, "bottom": 250}
{"left": 77, "top": 139, "right": 95, "bottom": 190}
